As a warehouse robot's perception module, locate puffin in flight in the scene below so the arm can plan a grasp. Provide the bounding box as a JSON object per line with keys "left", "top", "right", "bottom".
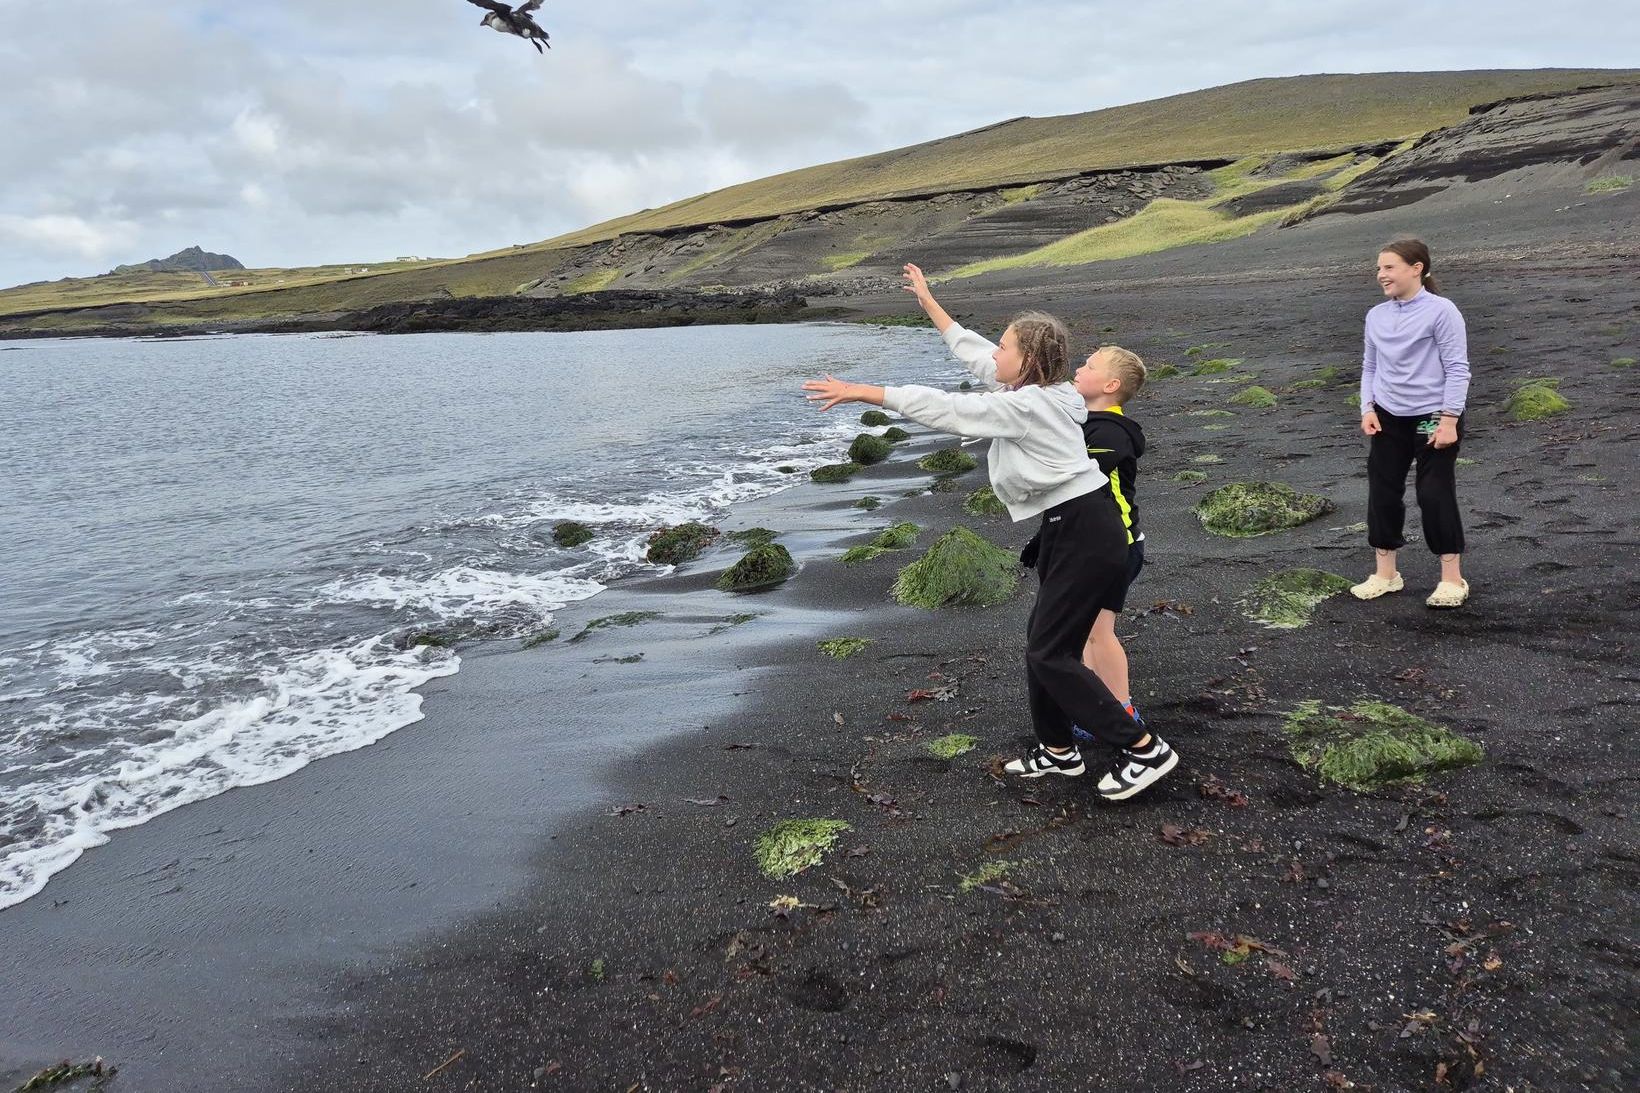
{"left": 466, "top": 1, "right": 551, "bottom": 53}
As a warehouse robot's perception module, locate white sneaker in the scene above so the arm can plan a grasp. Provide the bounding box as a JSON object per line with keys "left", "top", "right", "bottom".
{"left": 1003, "top": 744, "right": 1085, "bottom": 778}
{"left": 1426, "top": 579, "right": 1470, "bottom": 608}
{"left": 1350, "top": 573, "right": 1403, "bottom": 600}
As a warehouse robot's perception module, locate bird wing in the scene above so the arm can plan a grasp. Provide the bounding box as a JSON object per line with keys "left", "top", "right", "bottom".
{"left": 518, "top": 0, "right": 546, "bottom": 13}
{"left": 466, "top": 0, "right": 512, "bottom": 15}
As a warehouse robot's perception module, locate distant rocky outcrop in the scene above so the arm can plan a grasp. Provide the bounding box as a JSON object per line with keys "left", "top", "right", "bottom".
{"left": 110, "top": 246, "right": 245, "bottom": 276}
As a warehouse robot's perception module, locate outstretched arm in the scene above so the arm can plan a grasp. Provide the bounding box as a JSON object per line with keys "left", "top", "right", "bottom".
{"left": 803, "top": 376, "right": 884, "bottom": 411}
{"left": 902, "top": 263, "right": 954, "bottom": 334}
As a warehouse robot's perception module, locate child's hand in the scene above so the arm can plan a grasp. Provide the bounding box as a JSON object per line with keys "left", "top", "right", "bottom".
{"left": 803, "top": 375, "right": 860, "bottom": 411}
{"left": 902, "top": 263, "right": 934, "bottom": 304}
{"left": 1361, "top": 410, "right": 1381, "bottom": 436}
{"left": 1429, "top": 417, "right": 1459, "bottom": 448}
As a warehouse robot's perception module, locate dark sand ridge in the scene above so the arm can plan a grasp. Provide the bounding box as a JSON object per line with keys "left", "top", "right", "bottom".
{"left": 7, "top": 134, "right": 1640, "bottom": 1090}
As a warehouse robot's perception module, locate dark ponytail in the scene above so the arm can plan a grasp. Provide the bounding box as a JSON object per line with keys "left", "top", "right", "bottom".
{"left": 1381, "top": 237, "right": 1440, "bottom": 295}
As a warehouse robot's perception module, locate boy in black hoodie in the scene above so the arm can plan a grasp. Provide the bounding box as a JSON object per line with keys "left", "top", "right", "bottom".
{"left": 1072, "top": 347, "right": 1149, "bottom": 734}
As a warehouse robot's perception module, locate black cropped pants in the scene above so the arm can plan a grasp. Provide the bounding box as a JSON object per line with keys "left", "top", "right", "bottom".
{"left": 1366, "top": 409, "right": 1465, "bottom": 555}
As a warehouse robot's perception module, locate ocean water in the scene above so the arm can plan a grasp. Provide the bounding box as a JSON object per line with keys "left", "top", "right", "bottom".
{"left": 0, "top": 322, "right": 953, "bottom": 910}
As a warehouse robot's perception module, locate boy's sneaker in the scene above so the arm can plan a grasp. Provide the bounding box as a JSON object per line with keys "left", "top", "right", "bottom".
{"left": 1003, "top": 744, "right": 1085, "bottom": 778}
{"left": 1072, "top": 702, "right": 1145, "bottom": 744}
{"left": 1096, "top": 735, "right": 1178, "bottom": 801}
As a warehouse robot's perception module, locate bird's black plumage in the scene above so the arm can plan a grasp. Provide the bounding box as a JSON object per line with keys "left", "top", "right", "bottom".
{"left": 465, "top": 0, "right": 550, "bottom": 53}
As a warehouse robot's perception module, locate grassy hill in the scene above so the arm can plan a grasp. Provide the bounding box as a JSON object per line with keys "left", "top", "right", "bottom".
{"left": 3, "top": 68, "right": 1636, "bottom": 327}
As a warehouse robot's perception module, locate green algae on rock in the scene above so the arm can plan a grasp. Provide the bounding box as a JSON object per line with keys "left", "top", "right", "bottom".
{"left": 853, "top": 495, "right": 882, "bottom": 510}
{"left": 892, "top": 527, "right": 1019, "bottom": 609}
{"left": 570, "top": 611, "right": 662, "bottom": 643}
{"left": 917, "top": 447, "right": 978, "bottom": 475}
{"left": 1173, "top": 470, "right": 1209, "bottom": 484}
{"left": 848, "top": 432, "right": 893, "bottom": 465}
{"left": 810, "top": 462, "right": 863, "bottom": 483}
{"left": 1150, "top": 363, "right": 1180, "bottom": 379}
{"left": 1196, "top": 481, "right": 1334, "bottom": 537}
{"left": 882, "top": 426, "right": 911, "bottom": 442}
{"left": 1230, "top": 385, "right": 1279, "bottom": 409}
{"left": 716, "top": 543, "right": 796, "bottom": 592}
{"left": 1192, "top": 357, "right": 1241, "bottom": 375}
{"left": 963, "top": 485, "right": 1009, "bottom": 517}
{"left": 859, "top": 409, "right": 893, "bottom": 426}
{"left": 926, "top": 733, "right": 980, "bottom": 760}
{"left": 727, "top": 527, "right": 779, "bottom": 547}
{"left": 1284, "top": 699, "right": 1483, "bottom": 792}
{"left": 646, "top": 521, "right": 718, "bottom": 565}
{"left": 817, "top": 637, "right": 874, "bottom": 659}
{"left": 1506, "top": 380, "right": 1570, "bottom": 421}
{"left": 754, "top": 819, "right": 852, "bottom": 879}
{"left": 552, "top": 520, "right": 594, "bottom": 548}
{"left": 841, "top": 522, "right": 921, "bottom": 564}
{"left": 1240, "top": 568, "right": 1353, "bottom": 628}
{"left": 521, "top": 627, "right": 560, "bottom": 648}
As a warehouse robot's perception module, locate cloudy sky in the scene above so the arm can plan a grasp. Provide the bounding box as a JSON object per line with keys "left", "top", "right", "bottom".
{"left": 0, "top": 0, "right": 1633, "bottom": 286}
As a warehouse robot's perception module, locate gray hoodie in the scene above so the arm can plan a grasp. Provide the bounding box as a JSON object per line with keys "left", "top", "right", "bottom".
{"left": 881, "top": 323, "right": 1108, "bottom": 522}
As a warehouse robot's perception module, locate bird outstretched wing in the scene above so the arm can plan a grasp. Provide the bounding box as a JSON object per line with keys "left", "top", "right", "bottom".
{"left": 466, "top": 0, "right": 512, "bottom": 15}
{"left": 518, "top": 1, "right": 547, "bottom": 13}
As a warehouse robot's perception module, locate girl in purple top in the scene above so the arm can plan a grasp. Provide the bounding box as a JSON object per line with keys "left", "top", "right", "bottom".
{"left": 1351, "top": 237, "right": 1471, "bottom": 608}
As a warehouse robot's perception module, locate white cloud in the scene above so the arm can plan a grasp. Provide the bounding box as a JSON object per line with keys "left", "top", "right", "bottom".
{"left": 0, "top": 213, "right": 138, "bottom": 263}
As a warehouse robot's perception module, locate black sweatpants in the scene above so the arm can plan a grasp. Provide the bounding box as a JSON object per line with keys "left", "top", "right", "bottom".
{"left": 1366, "top": 409, "right": 1465, "bottom": 555}
{"left": 1026, "top": 487, "right": 1146, "bottom": 750}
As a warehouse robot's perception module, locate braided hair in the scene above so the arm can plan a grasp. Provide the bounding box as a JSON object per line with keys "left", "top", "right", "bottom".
{"left": 1007, "top": 311, "right": 1072, "bottom": 388}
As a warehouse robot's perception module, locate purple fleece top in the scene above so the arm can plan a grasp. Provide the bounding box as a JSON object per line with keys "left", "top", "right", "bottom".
{"left": 1360, "top": 289, "right": 1471, "bottom": 416}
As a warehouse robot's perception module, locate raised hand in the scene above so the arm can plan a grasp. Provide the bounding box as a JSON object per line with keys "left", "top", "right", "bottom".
{"left": 902, "top": 262, "right": 933, "bottom": 303}
{"left": 803, "top": 375, "right": 858, "bottom": 411}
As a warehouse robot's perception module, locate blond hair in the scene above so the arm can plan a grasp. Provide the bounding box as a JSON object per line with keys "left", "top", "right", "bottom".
{"left": 1008, "top": 311, "right": 1072, "bottom": 388}
{"left": 1102, "top": 346, "right": 1147, "bottom": 403}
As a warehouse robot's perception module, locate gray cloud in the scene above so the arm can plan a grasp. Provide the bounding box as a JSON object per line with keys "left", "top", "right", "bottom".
{"left": 0, "top": 0, "right": 1634, "bottom": 285}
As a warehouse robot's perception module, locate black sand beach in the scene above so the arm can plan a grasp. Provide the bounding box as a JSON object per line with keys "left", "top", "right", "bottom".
{"left": 6, "top": 151, "right": 1640, "bottom": 1091}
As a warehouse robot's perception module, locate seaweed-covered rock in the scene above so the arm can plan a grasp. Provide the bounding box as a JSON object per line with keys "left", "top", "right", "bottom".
{"left": 727, "top": 527, "right": 779, "bottom": 547}
{"left": 1230, "top": 385, "right": 1278, "bottom": 409}
{"left": 1195, "top": 482, "right": 1334, "bottom": 538}
{"left": 963, "top": 485, "right": 1009, "bottom": 517}
{"left": 882, "top": 426, "right": 911, "bottom": 442}
{"left": 1506, "top": 381, "right": 1570, "bottom": 421}
{"left": 849, "top": 432, "right": 893, "bottom": 465}
{"left": 646, "top": 521, "right": 719, "bottom": 565}
{"left": 570, "top": 611, "right": 662, "bottom": 643}
{"left": 817, "top": 637, "right": 873, "bottom": 659}
{"left": 1240, "top": 569, "right": 1352, "bottom": 629}
{"left": 521, "top": 627, "right": 560, "bottom": 648}
{"left": 892, "top": 527, "right": 1019, "bottom": 609}
{"left": 841, "top": 522, "right": 921, "bottom": 564}
{"left": 754, "top": 819, "right": 851, "bottom": 878}
{"left": 853, "top": 495, "right": 882, "bottom": 510}
{"left": 552, "top": 520, "right": 594, "bottom": 548}
{"left": 810, "top": 462, "right": 863, "bottom": 483}
{"left": 716, "top": 543, "right": 796, "bottom": 592}
{"left": 1150, "top": 363, "right": 1180, "bottom": 379}
{"left": 1192, "top": 358, "right": 1240, "bottom": 375}
{"left": 1284, "top": 699, "right": 1483, "bottom": 791}
{"left": 918, "top": 447, "right": 978, "bottom": 475}
{"left": 1173, "top": 470, "right": 1208, "bottom": 484}
{"left": 859, "top": 409, "right": 892, "bottom": 426}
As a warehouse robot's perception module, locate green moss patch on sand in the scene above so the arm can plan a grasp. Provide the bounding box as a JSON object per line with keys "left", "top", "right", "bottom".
{"left": 1284, "top": 699, "right": 1484, "bottom": 792}
{"left": 849, "top": 433, "right": 893, "bottom": 465}
{"left": 1149, "top": 363, "right": 1180, "bottom": 379}
{"left": 726, "top": 527, "right": 779, "bottom": 547}
{"left": 963, "top": 486, "right": 1009, "bottom": 517}
{"left": 1187, "top": 409, "right": 1236, "bottom": 418}
{"left": 817, "top": 637, "right": 874, "bottom": 659}
{"left": 717, "top": 544, "right": 796, "bottom": 592}
{"left": 1613, "top": 357, "right": 1636, "bottom": 368}
{"left": 1241, "top": 569, "right": 1353, "bottom": 629}
{"left": 959, "top": 859, "right": 1018, "bottom": 892}
{"left": 853, "top": 495, "right": 882, "bottom": 510}
{"left": 926, "top": 733, "right": 980, "bottom": 760}
{"left": 552, "top": 520, "right": 593, "bottom": 548}
{"left": 892, "top": 527, "right": 1019, "bottom": 609}
{"left": 1196, "top": 481, "right": 1334, "bottom": 537}
{"left": 1586, "top": 175, "right": 1632, "bottom": 194}
{"left": 1193, "top": 357, "right": 1241, "bottom": 375}
{"left": 1230, "top": 385, "right": 1279, "bottom": 409}
{"left": 1185, "top": 342, "right": 1232, "bottom": 358}
{"left": 860, "top": 410, "right": 893, "bottom": 426}
{"left": 882, "top": 426, "right": 911, "bottom": 442}
{"left": 811, "top": 462, "right": 864, "bottom": 483}
{"left": 646, "top": 521, "right": 719, "bottom": 565}
{"left": 917, "top": 447, "right": 979, "bottom": 475}
{"left": 521, "top": 628, "right": 560, "bottom": 648}
{"left": 754, "top": 819, "right": 851, "bottom": 879}
{"left": 1506, "top": 379, "right": 1571, "bottom": 421}
{"left": 570, "top": 611, "right": 662, "bottom": 643}
{"left": 1173, "top": 470, "right": 1209, "bottom": 484}
{"left": 841, "top": 522, "right": 921, "bottom": 565}
{"left": 1193, "top": 454, "right": 1224, "bottom": 464}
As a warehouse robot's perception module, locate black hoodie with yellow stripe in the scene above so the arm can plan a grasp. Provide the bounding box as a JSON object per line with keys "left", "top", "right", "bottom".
{"left": 1083, "top": 406, "right": 1146, "bottom": 545}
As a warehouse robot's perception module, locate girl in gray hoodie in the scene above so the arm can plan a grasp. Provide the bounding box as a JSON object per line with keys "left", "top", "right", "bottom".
{"left": 801, "top": 264, "right": 1177, "bottom": 801}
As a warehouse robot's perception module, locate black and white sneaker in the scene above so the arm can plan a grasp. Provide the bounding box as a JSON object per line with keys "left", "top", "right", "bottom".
{"left": 1095, "top": 735, "right": 1178, "bottom": 800}
{"left": 1003, "top": 744, "right": 1085, "bottom": 778}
